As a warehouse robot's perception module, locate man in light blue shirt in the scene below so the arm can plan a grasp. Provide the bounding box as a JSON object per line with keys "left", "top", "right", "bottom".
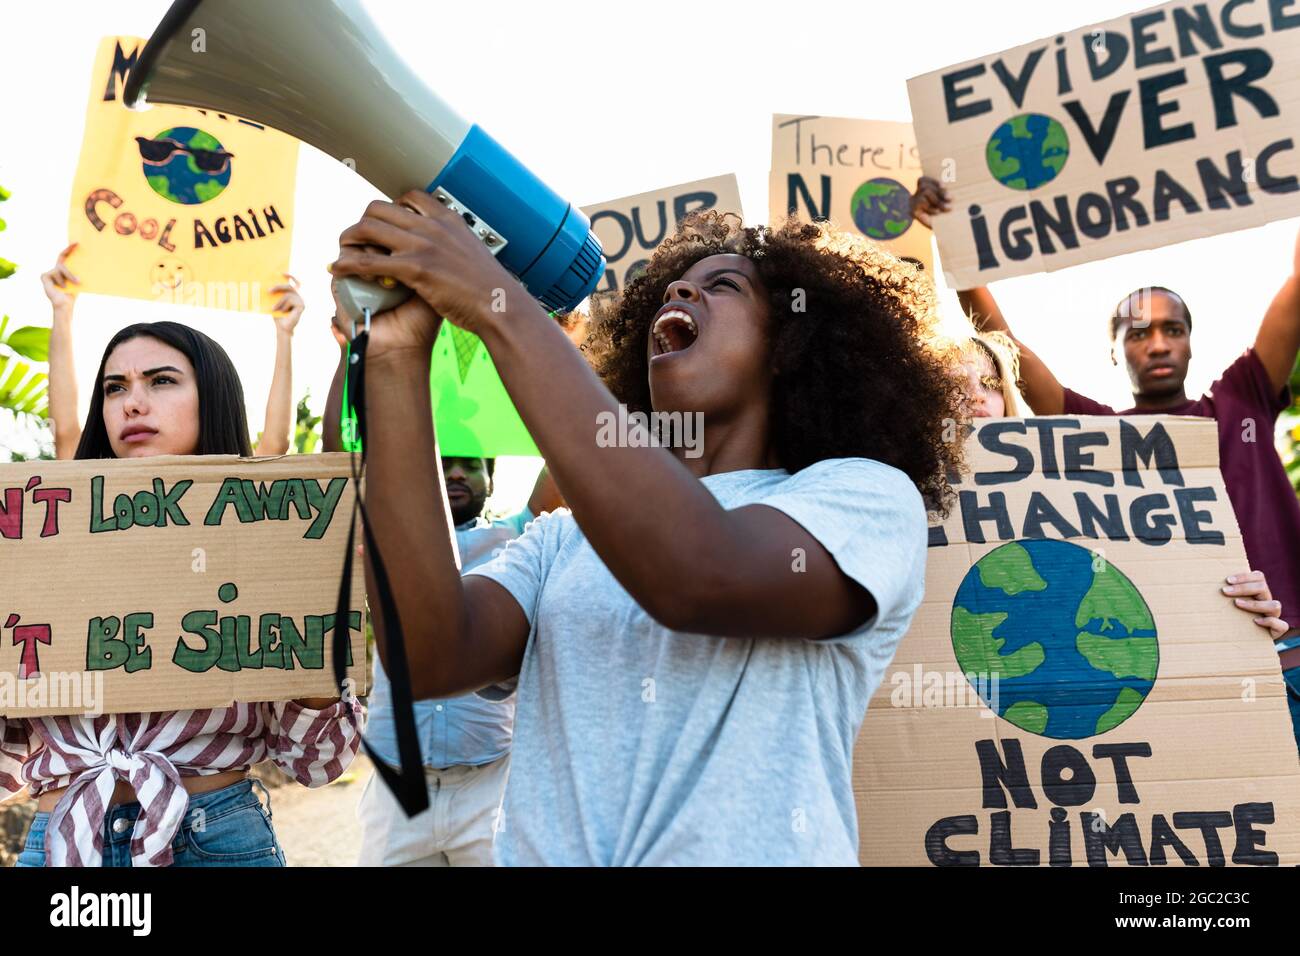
{"left": 357, "top": 456, "right": 557, "bottom": 866}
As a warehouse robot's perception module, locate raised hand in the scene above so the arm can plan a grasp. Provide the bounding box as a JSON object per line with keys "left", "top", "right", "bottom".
{"left": 326, "top": 264, "right": 444, "bottom": 362}
{"left": 41, "top": 243, "right": 80, "bottom": 313}
{"left": 911, "top": 177, "right": 952, "bottom": 230}
{"left": 269, "top": 274, "right": 305, "bottom": 335}
{"left": 330, "top": 190, "right": 534, "bottom": 344}
{"left": 328, "top": 278, "right": 350, "bottom": 350}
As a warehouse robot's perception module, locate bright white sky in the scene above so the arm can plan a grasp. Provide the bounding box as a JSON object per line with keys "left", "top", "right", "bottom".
{"left": 1, "top": 0, "right": 1296, "bottom": 510}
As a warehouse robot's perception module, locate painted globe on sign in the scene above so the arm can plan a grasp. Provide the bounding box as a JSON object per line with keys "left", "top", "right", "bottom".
{"left": 985, "top": 113, "right": 1070, "bottom": 191}
{"left": 850, "top": 177, "right": 913, "bottom": 240}
{"left": 950, "top": 539, "right": 1158, "bottom": 739}
{"left": 140, "top": 126, "right": 232, "bottom": 205}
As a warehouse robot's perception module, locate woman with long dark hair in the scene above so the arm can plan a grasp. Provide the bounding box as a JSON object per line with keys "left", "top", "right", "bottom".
{"left": 73, "top": 321, "right": 254, "bottom": 458}
{"left": 1, "top": 321, "right": 363, "bottom": 867}
{"left": 41, "top": 244, "right": 305, "bottom": 459}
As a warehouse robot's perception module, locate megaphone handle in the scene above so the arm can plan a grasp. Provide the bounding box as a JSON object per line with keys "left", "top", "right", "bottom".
{"left": 334, "top": 275, "right": 413, "bottom": 324}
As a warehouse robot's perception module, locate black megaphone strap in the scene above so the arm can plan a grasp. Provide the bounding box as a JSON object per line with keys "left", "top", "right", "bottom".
{"left": 333, "top": 319, "right": 430, "bottom": 817}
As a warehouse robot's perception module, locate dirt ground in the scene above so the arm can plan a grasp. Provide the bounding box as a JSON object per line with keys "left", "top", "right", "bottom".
{"left": 264, "top": 754, "right": 373, "bottom": 867}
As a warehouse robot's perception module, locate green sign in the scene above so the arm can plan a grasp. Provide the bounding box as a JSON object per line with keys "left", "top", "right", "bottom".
{"left": 341, "top": 322, "right": 538, "bottom": 457}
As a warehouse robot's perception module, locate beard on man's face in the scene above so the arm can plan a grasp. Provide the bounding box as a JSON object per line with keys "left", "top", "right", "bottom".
{"left": 447, "top": 479, "right": 487, "bottom": 526}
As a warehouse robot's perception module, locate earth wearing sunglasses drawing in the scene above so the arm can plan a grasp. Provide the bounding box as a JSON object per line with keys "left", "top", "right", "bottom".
{"left": 138, "top": 126, "right": 233, "bottom": 205}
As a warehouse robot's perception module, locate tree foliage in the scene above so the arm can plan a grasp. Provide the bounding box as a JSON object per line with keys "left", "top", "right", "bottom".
{"left": 0, "top": 182, "right": 55, "bottom": 460}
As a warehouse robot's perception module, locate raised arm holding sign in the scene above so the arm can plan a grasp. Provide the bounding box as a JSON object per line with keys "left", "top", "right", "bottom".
{"left": 0, "top": 323, "right": 365, "bottom": 868}
{"left": 41, "top": 245, "right": 311, "bottom": 462}
{"left": 916, "top": 178, "right": 1300, "bottom": 650}
{"left": 906, "top": 0, "right": 1300, "bottom": 287}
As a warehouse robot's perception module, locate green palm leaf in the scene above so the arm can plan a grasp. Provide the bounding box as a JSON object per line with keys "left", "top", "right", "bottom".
{"left": 9, "top": 369, "right": 45, "bottom": 408}
{"left": 3, "top": 325, "right": 50, "bottom": 361}
{"left": 0, "top": 354, "right": 49, "bottom": 419}
{"left": 0, "top": 356, "right": 29, "bottom": 394}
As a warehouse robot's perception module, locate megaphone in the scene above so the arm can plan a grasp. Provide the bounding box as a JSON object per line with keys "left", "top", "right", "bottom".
{"left": 124, "top": 0, "right": 604, "bottom": 320}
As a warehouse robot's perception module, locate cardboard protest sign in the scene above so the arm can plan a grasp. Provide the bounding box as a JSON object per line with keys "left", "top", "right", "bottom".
{"left": 582, "top": 174, "right": 744, "bottom": 295}
{"left": 907, "top": 1, "right": 1300, "bottom": 288}
{"left": 855, "top": 416, "right": 1300, "bottom": 866}
{"left": 0, "top": 455, "right": 366, "bottom": 717}
{"left": 66, "top": 37, "right": 299, "bottom": 312}
{"left": 769, "top": 114, "right": 931, "bottom": 272}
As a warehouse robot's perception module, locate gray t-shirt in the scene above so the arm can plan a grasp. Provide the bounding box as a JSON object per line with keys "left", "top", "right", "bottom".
{"left": 465, "top": 458, "right": 926, "bottom": 865}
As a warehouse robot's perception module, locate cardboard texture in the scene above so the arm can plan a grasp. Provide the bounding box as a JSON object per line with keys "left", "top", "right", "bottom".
{"left": 0, "top": 454, "right": 366, "bottom": 717}
{"left": 855, "top": 416, "right": 1300, "bottom": 866}
{"left": 906, "top": 1, "right": 1300, "bottom": 288}
{"left": 768, "top": 114, "right": 933, "bottom": 272}
{"left": 67, "top": 37, "right": 298, "bottom": 312}
{"left": 582, "top": 174, "right": 744, "bottom": 296}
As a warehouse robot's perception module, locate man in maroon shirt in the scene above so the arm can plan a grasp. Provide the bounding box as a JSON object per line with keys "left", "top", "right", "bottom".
{"left": 913, "top": 178, "right": 1300, "bottom": 693}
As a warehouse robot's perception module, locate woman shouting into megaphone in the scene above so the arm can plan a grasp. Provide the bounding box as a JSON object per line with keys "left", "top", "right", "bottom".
{"left": 330, "top": 192, "right": 967, "bottom": 866}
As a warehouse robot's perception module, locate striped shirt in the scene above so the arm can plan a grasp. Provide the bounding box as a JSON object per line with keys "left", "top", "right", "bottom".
{"left": 0, "top": 700, "right": 363, "bottom": 867}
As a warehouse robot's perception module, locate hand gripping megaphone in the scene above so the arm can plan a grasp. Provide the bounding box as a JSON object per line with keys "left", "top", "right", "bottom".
{"left": 124, "top": 0, "right": 605, "bottom": 321}
{"left": 123, "top": 0, "right": 605, "bottom": 819}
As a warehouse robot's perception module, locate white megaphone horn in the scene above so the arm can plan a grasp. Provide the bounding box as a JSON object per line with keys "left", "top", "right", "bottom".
{"left": 124, "top": 0, "right": 605, "bottom": 321}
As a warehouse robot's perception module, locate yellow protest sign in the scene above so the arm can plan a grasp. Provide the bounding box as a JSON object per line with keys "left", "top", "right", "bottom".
{"left": 66, "top": 37, "right": 299, "bottom": 313}
{"left": 907, "top": 1, "right": 1300, "bottom": 288}
{"left": 0, "top": 455, "right": 366, "bottom": 717}
{"left": 855, "top": 417, "right": 1300, "bottom": 866}
{"left": 583, "top": 174, "right": 744, "bottom": 296}
{"left": 769, "top": 114, "right": 933, "bottom": 272}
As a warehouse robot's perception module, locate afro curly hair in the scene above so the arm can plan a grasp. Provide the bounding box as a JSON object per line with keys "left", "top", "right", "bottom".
{"left": 584, "top": 211, "right": 967, "bottom": 514}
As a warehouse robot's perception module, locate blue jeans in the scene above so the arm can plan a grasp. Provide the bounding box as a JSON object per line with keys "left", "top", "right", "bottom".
{"left": 1284, "top": 666, "right": 1300, "bottom": 761}
{"left": 15, "top": 778, "right": 285, "bottom": 867}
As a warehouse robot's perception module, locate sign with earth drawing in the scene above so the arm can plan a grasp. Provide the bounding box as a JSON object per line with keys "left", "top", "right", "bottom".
{"left": 66, "top": 37, "right": 298, "bottom": 312}
{"left": 906, "top": 0, "right": 1300, "bottom": 288}
{"left": 769, "top": 114, "right": 933, "bottom": 273}
{"left": 854, "top": 416, "right": 1300, "bottom": 866}
{"left": 952, "top": 538, "right": 1159, "bottom": 739}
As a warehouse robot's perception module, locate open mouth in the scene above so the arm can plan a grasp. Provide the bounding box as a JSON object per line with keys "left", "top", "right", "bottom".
{"left": 651, "top": 308, "right": 699, "bottom": 357}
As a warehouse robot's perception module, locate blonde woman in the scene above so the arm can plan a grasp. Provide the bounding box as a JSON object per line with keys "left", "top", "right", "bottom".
{"left": 957, "top": 329, "right": 1023, "bottom": 419}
